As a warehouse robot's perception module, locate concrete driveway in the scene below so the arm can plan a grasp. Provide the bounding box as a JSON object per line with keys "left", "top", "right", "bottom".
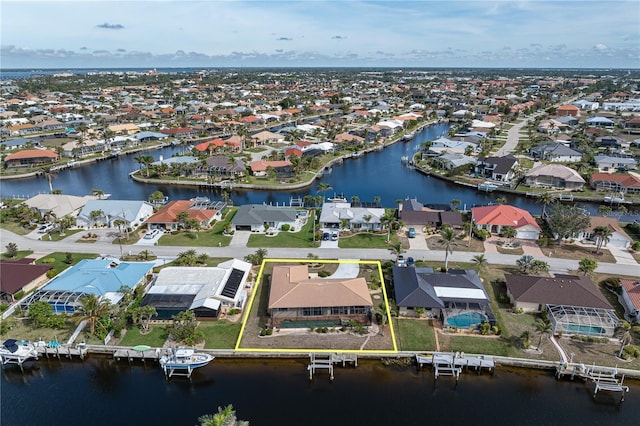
{"left": 329, "top": 260, "right": 360, "bottom": 278}
{"left": 407, "top": 227, "right": 429, "bottom": 251}
{"left": 483, "top": 236, "right": 543, "bottom": 257}
{"left": 608, "top": 246, "right": 639, "bottom": 266}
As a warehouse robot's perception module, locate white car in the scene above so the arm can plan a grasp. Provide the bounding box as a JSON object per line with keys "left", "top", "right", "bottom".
{"left": 143, "top": 229, "right": 160, "bottom": 239}
{"left": 37, "top": 223, "right": 54, "bottom": 234}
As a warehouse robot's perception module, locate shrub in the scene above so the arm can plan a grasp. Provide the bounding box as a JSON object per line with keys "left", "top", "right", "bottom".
{"left": 40, "top": 257, "right": 55, "bottom": 264}
{"left": 570, "top": 335, "right": 609, "bottom": 344}
{"left": 46, "top": 269, "right": 58, "bottom": 278}
{"left": 623, "top": 345, "right": 640, "bottom": 359}
{"left": 632, "top": 241, "right": 640, "bottom": 252}
{"left": 479, "top": 322, "right": 491, "bottom": 335}
{"left": 491, "top": 325, "right": 501, "bottom": 335}
{"left": 473, "top": 229, "right": 491, "bottom": 241}
{"left": 317, "top": 270, "right": 330, "bottom": 278}
{"left": 280, "top": 224, "right": 290, "bottom": 231}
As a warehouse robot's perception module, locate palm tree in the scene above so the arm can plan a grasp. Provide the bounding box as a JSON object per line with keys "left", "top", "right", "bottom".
{"left": 41, "top": 166, "right": 58, "bottom": 193}
{"left": 535, "top": 318, "right": 553, "bottom": 350}
{"left": 89, "top": 209, "right": 105, "bottom": 227}
{"left": 516, "top": 255, "right": 535, "bottom": 274}
{"left": 438, "top": 226, "right": 456, "bottom": 271}
{"left": 133, "top": 305, "right": 157, "bottom": 333}
{"left": 537, "top": 191, "right": 556, "bottom": 218}
{"left": 593, "top": 225, "right": 612, "bottom": 254}
{"left": 471, "top": 254, "right": 488, "bottom": 272}
{"left": 198, "top": 404, "right": 249, "bottom": 426}
{"left": 317, "top": 182, "right": 333, "bottom": 204}
{"left": 177, "top": 249, "right": 198, "bottom": 266}
{"left": 90, "top": 188, "right": 105, "bottom": 199}
{"left": 374, "top": 303, "right": 388, "bottom": 336}
{"left": 389, "top": 241, "right": 404, "bottom": 257}
{"left": 73, "top": 294, "right": 113, "bottom": 335}
{"left": 350, "top": 195, "right": 360, "bottom": 206}
{"left": 616, "top": 320, "right": 633, "bottom": 358}
{"left": 135, "top": 154, "right": 155, "bottom": 177}
{"left": 500, "top": 226, "right": 517, "bottom": 245}
{"left": 363, "top": 214, "right": 372, "bottom": 231}
{"left": 577, "top": 258, "right": 598, "bottom": 276}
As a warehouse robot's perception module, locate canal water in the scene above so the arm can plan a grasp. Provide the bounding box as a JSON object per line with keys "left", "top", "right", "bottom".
{"left": 1, "top": 357, "right": 638, "bottom": 425}
{"left": 0, "top": 123, "right": 598, "bottom": 213}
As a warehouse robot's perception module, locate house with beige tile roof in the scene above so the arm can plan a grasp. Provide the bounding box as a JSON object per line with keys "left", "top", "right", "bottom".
{"left": 267, "top": 264, "right": 373, "bottom": 328}
{"left": 575, "top": 216, "right": 632, "bottom": 248}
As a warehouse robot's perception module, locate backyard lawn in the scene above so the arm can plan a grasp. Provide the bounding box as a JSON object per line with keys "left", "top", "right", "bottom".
{"left": 201, "top": 320, "right": 243, "bottom": 349}
{"left": 394, "top": 318, "right": 437, "bottom": 351}
{"left": 118, "top": 325, "right": 168, "bottom": 348}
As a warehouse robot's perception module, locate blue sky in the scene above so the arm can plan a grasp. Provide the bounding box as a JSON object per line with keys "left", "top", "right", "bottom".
{"left": 2, "top": 0, "right": 639, "bottom": 69}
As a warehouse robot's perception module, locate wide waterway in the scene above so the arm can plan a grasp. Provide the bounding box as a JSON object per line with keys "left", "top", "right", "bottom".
{"left": 0, "top": 123, "right": 608, "bottom": 215}
{"left": 1, "top": 357, "right": 638, "bottom": 425}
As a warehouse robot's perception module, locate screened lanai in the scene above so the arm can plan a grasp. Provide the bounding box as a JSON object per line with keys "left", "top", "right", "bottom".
{"left": 546, "top": 304, "right": 619, "bottom": 337}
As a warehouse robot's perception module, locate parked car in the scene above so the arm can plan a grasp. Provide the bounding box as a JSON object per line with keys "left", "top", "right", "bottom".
{"left": 143, "top": 229, "right": 160, "bottom": 239}
{"left": 37, "top": 223, "right": 54, "bottom": 234}
{"left": 322, "top": 232, "right": 330, "bottom": 241}
{"left": 396, "top": 255, "right": 406, "bottom": 266}
{"left": 406, "top": 257, "right": 415, "bottom": 266}
{"left": 408, "top": 228, "right": 416, "bottom": 238}
{"left": 331, "top": 232, "right": 338, "bottom": 241}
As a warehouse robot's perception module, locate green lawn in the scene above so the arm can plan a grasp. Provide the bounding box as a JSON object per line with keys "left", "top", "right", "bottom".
{"left": 35, "top": 252, "right": 100, "bottom": 274}
{"left": 119, "top": 325, "right": 168, "bottom": 347}
{"left": 47, "top": 229, "right": 83, "bottom": 242}
{"left": 200, "top": 320, "right": 243, "bottom": 349}
{"left": 2, "top": 250, "right": 33, "bottom": 260}
{"left": 0, "top": 221, "right": 30, "bottom": 235}
{"left": 395, "top": 318, "right": 437, "bottom": 351}
{"left": 338, "top": 233, "right": 397, "bottom": 249}
{"left": 442, "top": 335, "right": 517, "bottom": 356}
{"left": 247, "top": 215, "right": 315, "bottom": 248}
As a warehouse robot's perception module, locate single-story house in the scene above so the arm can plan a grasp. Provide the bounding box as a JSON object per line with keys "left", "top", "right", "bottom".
{"left": 4, "top": 149, "right": 59, "bottom": 168}
{"left": 594, "top": 155, "right": 637, "bottom": 171}
{"left": 202, "top": 156, "right": 246, "bottom": 179}
{"left": 392, "top": 267, "right": 494, "bottom": 325}
{"left": 620, "top": 279, "right": 640, "bottom": 322}
{"left": 145, "top": 200, "right": 222, "bottom": 231}
{"left": 0, "top": 258, "right": 52, "bottom": 303}
{"left": 471, "top": 204, "right": 541, "bottom": 240}
{"left": 585, "top": 116, "right": 615, "bottom": 128}
{"left": 576, "top": 216, "right": 632, "bottom": 248}
{"left": 231, "top": 204, "right": 299, "bottom": 232}
{"left": 524, "top": 164, "right": 586, "bottom": 190}
{"left": 76, "top": 200, "right": 154, "bottom": 229}
{"left": 529, "top": 143, "right": 583, "bottom": 163}
{"left": 23, "top": 193, "right": 95, "bottom": 219}
{"left": 268, "top": 264, "right": 373, "bottom": 328}
{"left": 140, "top": 259, "right": 251, "bottom": 319}
{"left": 20, "top": 259, "right": 154, "bottom": 313}
{"left": 427, "top": 136, "right": 478, "bottom": 155}
{"left": 398, "top": 198, "right": 463, "bottom": 229}
{"left": 250, "top": 130, "right": 285, "bottom": 146}
{"left": 319, "top": 202, "right": 386, "bottom": 231}
{"left": 249, "top": 160, "right": 293, "bottom": 177}
{"left": 433, "top": 153, "right": 477, "bottom": 170}
{"left": 474, "top": 155, "right": 519, "bottom": 182}
{"left": 505, "top": 274, "right": 618, "bottom": 337}
{"left": 590, "top": 173, "right": 640, "bottom": 195}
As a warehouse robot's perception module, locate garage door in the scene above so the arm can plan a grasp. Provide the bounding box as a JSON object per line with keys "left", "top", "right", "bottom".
{"left": 516, "top": 231, "right": 539, "bottom": 240}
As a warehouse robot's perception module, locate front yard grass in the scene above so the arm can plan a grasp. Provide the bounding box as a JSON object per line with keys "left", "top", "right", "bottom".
{"left": 338, "top": 232, "right": 398, "bottom": 249}
{"left": 539, "top": 243, "right": 615, "bottom": 263}
{"left": 2, "top": 250, "right": 33, "bottom": 260}
{"left": 247, "top": 216, "right": 315, "bottom": 248}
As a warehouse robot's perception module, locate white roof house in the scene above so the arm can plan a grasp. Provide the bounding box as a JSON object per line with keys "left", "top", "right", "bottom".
{"left": 24, "top": 194, "right": 95, "bottom": 218}
{"left": 76, "top": 200, "right": 155, "bottom": 228}
{"left": 319, "top": 202, "right": 385, "bottom": 231}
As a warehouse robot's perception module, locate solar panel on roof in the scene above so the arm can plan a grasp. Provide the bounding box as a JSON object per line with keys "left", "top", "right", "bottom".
{"left": 221, "top": 268, "right": 244, "bottom": 298}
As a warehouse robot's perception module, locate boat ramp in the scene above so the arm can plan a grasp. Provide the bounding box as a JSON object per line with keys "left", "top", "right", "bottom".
{"left": 416, "top": 352, "right": 495, "bottom": 381}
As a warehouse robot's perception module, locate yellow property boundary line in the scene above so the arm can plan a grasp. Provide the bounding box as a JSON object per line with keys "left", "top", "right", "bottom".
{"left": 234, "top": 258, "right": 398, "bottom": 354}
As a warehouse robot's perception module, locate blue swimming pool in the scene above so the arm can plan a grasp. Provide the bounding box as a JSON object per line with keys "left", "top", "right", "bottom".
{"left": 446, "top": 312, "right": 486, "bottom": 327}
{"left": 562, "top": 324, "right": 606, "bottom": 335}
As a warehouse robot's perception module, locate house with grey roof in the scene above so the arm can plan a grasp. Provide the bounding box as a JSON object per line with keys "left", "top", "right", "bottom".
{"left": 475, "top": 155, "right": 519, "bottom": 182}
{"left": 529, "top": 143, "right": 583, "bottom": 163}
{"left": 319, "top": 202, "right": 385, "bottom": 231}
{"left": 76, "top": 200, "right": 154, "bottom": 229}
{"left": 594, "top": 155, "right": 637, "bottom": 171}
{"left": 433, "top": 153, "right": 477, "bottom": 170}
{"left": 398, "top": 198, "right": 463, "bottom": 229}
{"left": 524, "top": 164, "right": 586, "bottom": 190}
{"left": 231, "top": 204, "right": 300, "bottom": 232}
{"left": 585, "top": 116, "right": 615, "bottom": 128}
{"left": 392, "top": 267, "right": 495, "bottom": 326}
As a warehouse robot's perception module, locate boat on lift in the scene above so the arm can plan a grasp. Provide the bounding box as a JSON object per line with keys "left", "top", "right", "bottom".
{"left": 159, "top": 348, "right": 214, "bottom": 378}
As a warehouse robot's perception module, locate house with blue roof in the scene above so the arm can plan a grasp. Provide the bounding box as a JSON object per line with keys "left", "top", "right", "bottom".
{"left": 20, "top": 259, "right": 155, "bottom": 313}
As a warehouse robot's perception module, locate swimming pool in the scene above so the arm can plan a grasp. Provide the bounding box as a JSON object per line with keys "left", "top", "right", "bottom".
{"left": 562, "top": 324, "right": 606, "bottom": 335}
{"left": 446, "top": 312, "right": 486, "bottom": 328}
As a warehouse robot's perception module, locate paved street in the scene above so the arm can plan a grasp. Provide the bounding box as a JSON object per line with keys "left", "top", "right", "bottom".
{"left": 2, "top": 228, "right": 639, "bottom": 277}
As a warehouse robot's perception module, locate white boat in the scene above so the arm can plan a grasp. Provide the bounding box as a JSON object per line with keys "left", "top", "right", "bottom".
{"left": 0, "top": 339, "right": 39, "bottom": 365}
{"left": 352, "top": 151, "right": 362, "bottom": 158}
{"left": 477, "top": 182, "right": 498, "bottom": 192}
{"left": 402, "top": 131, "right": 415, "bottom": 141}
{"left": 327, "top": 193, "right": 348, "bottom": 203}
{"left": 160, "top": 348, "right": 214, "bottom": 377}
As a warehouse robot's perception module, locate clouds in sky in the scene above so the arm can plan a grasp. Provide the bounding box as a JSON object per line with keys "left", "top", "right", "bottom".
{"left": 1, "top": 0, "right": 638, "bottom": 68}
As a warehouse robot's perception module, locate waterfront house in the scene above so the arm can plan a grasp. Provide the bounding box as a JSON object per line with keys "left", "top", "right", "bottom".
{"left": 76, "top": 200, "right": 154, "bottom": 229}
{"left": 620, "top": 279, "right": 640, "bottom": 322}
{"left": 23, "top": 193, "right": 95, "bottom": 219}
{"left": 145, "top": 200, "right": 222, "bottom": 231}
{"left": 319, "top": 201, "right": 386, "bottom": 231}
{"left": 19, "top": 258, "right": 155, "bottom": 313}
{"left": 574, "top": 216, "right": 632, "bottom": 248}
{"left": 428, "top": 136, "right": 478, "bottom": 155}
{"left": 529, "top": 143, "right": 583, "bottom": 163}
{"left": 132, "top": 131, "right": 169, "bottom": 143}
{"left": 585, "top": 116, "right": 615, "bottom": 128}
{"left": 231, "top": 204, "right": 299, "bottom": 232}
{"left": 595, "top": 136, "right": 624, "bottom": 149}
{"left": 504, "top": 274, "right": 617, "bottom": 337}
{"left": 249, "top": 160, "right": 293, "bottom": 178}
{"left": 474, "top": 155, "right": 519, "bottom": 182}
{"left": 1, "top": 137, "right": 41, "bottom": 151}
{"left": 556, "top": 104, "right": 580, "bottom": 117}
{"left": 140, "top": 259, "right": 251, "bottom": 319}
{"left": 202, "top": 155, "right": 246, "bottom": 179}
{"left": 471, "top": 204, "right": 541, "bottom": 240}
{"left": 590, "top": 173, "right": 640, "bottom": 195}
{"left": 267, "top": 264, "right": 373, "bottom": 328}
{"left": 0, "top": 258, "right": 52, "bottom": 304}
{"left": 433, "top": 153, "right": 477, "bottom": 170}
{"left": 398, "top": 198, "right": 463, "bottom": 229}
{"left": 3, "top": 149, "right": 58, "bottom": 168}
{"left": 250, "top": 130, "right": 285, "bottom": 146}
{"left": 392, "top": 267, "right": 494, "bottom": 325}
{"left": 160, "top": 127, "right": 198, "bottom": 138}
{"left": 594, "top": 155, "right": 637, "bottom": 172}
{"left": 524, "top": 164, "right": 586, "bottom": 190}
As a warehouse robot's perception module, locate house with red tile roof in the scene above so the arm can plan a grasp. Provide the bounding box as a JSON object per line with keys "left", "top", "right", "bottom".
{"left": 620, "top": 278, "right": 640, "bottom": 322}
{"left": 249, "top": 160, "right": 292, "bottom": 177}
{"left": 4, "top": 149, "right": 59, "bottom": 168}
{"left": 195, "top": 139, "right": 225, "bottom": 152}
{"left": 471, "top": 204, "right": 541, "bottom": 240}
{"left": 591, "top": 173, "right": 640, "bottom": 195}
{"left": 144, "top": 200, "right": 221, "bottom": 231}
{"left": 556, "top": 104, "right": 580, "bottom": 117}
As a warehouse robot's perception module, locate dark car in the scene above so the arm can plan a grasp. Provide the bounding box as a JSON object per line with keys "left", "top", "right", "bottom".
{"left": 406, "top": 257, "right": 415, "bottom": 266}
{"left": 322, "top": 232, "right": 330, "bottom": 241}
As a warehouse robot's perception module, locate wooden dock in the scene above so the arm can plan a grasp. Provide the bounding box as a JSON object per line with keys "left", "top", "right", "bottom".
{"left": 556, "top": 362, "right": 630, "bottom": 402}
{"left": 36, "top": 342, "right": 88, "bottom": 360}
{"left": 416, "top": 352, "right": 495, "bottom": 380}
{"left": 113, "top": 348, "right": 161, "bottom": 363}
{"left": 308, "top": 353, "right": 334, "bottom": 380}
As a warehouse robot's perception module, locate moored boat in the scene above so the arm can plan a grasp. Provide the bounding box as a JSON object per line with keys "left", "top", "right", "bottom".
{"left": 327, "top": 193, "right": 348, "bottom": 203}
{"left": 159, "top": 348, "right": 214, "bottom": 378}
{"left": 0, "top": 339, "right": 39, "bottom": 367}
{"left": 477, "top": 182, "right": 498, "bottom": 192}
